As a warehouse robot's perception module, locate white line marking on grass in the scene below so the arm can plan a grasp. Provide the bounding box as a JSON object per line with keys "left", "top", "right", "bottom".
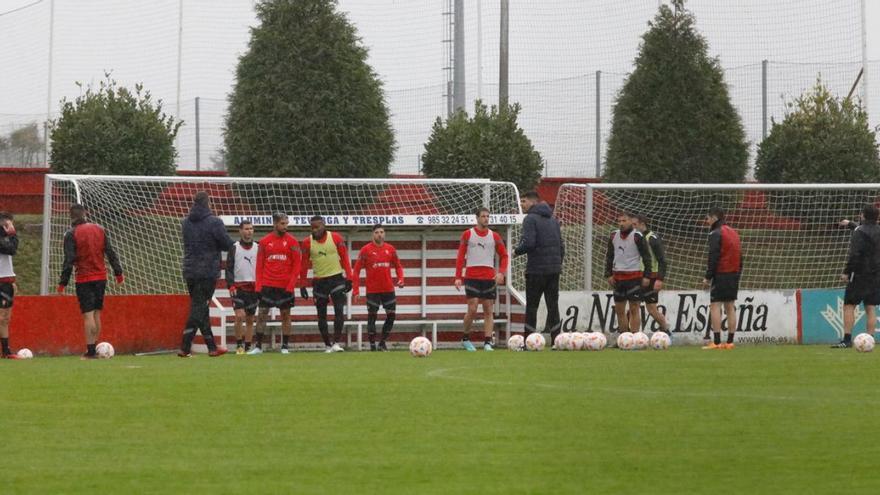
{"left": 426, "top": 366, "right": 880, "bottom": 406}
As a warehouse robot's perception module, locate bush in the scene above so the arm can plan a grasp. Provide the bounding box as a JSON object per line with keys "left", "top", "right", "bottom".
{"left": 224, "top": 0, "right": 394, "bottom": 179}
{"left": 604, "top": 0, "right": 748, "bottom": 184}
{"left": 50, "top": 75, "right": 180, "bottom": 175}
{"left": 755, "top": 80, "right": 880, "bottom": 225}
{"left": 422, "top": 101, "right": 542, "bottom": 194}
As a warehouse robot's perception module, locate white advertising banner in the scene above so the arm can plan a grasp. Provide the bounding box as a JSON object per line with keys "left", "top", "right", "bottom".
{"left": 537, "top": 290, "right": 798, "bottom": 345}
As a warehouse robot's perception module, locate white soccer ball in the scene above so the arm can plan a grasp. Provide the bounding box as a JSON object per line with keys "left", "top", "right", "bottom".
{"left": 554, "top": 332, "right": 571, "bottom": 351}
{"left": 854, "top": 333, "right": 875, "bottom": 353}
{"left": 16, "top": 348, "right": 33, "bottom": 359}
{"left": 96, "top": 341, "right": 115, "bottom": 359}
{"left": 525, "top": 333, "right": 546, "bottom": 351}
{"left": 632, "top": 331, "right": 650, "bottom": 350}
{"left": 507, "top": 334, "right": 525, "bottom": 351}
{"left": 616, "top": 332, "right": 635, "bottom": 351}
{"left": 568, "top": 332, "right": 587, "bottom": 351}
{"left": 650, "top": 332, "right": 671, "bottom": 350}
{"left": 409, "top": 336, "right": 432, "bottom": 357}
{"left": 585, "top": 332, "right": 607, "bottom": 351}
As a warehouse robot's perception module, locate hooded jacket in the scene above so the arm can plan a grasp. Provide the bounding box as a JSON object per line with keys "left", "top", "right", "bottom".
{"left": 844, "top": 222, "right": 880, "bottom": 277}
{"left": 181, "top": 202, "right": 234, "bottom": 280}
{"left": 514, "top": 202, "right": 564, "bottom": 275}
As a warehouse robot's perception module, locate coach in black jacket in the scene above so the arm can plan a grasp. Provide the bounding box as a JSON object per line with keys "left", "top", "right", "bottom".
{"left": 833, "top": 204, "right": 880, "bottom": 348}
{"left": 514, "top": 191, "right": 565, "bottom": 345}
{"left": 179, "top": 191, "right": 235, "bottom": 357}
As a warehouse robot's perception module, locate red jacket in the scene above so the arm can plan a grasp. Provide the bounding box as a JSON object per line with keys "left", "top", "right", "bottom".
{"left": 706, "top": 222, "right": 742, "bottom": 278}
{"left": 59, "top": 221, "right": 123, "bottom": 286}
{"left": 255, "top": 232, "right": 300, "bottom": 292}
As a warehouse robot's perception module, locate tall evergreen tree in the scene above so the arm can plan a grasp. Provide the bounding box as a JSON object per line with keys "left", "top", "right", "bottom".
{"left": 225, "top": 0, "right": 394, "bottom": 178}
{"left": 604, "top": 0, "right": 748, "bottom": 183}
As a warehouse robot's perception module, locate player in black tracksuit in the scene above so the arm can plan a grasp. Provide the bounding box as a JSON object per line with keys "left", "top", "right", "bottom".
{"left": 833, "top": 204, "right": 880, "bottom": 348}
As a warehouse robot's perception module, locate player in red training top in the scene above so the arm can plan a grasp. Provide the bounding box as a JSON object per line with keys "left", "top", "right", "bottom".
{"left": 300, "top": 215, "right": 354, "bottom": 353}
{"left": 250, "top": 212, "right": 300, "bottom": 355}
{"left": 454, "top": 208, "right": 509, "bottom": 351}
{"left": 352, "top": 224, "right": 405, "bottom": 351}
{"left": 701, "top": 206, "right": 743, "bottom": 350}
{"left": 57, "top": 204, "right": 124, "bottom": 359}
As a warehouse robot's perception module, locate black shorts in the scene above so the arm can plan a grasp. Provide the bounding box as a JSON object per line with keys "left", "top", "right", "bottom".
{"left": 641, "top": 279, "right": 661, "bottom": 305}
{"left": 259, "top": 287, "right": 294, "bottom": 310}
{"left": 710, "top": 273, "right": 740, "bottom": 303}
{"left": 232, "top": 288, "right": 260, "bottom": 315}
{"left": 0, "top": 282, "right": 14, "bottom": 309}
{"left": 844, "top": 274, "right": 880, "bottom": 306}
{"left": 313, "top": 274, "right": 347, "bottom": 304}
{"left": 464, "top": 278, "right": 496, "bottom": 300}
{"left": 76, "top": 280, "right": 106, "bottom": 313}
{"left": 366, "top": 292, "right": 397, "bottom": 312}
{"left": 613, "top": 278, "right": 642, "bottom": 302}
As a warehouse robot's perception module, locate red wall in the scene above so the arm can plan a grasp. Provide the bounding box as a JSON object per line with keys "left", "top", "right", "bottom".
{"left": 9, "top": 294, "right": 190, "bottom": 356}
{"left": 0, "top": 168, "right": 47, "bottom": 214}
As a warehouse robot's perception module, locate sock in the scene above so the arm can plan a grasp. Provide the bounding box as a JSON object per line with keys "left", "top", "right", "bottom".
{"left": 843, "top": 333, "right": 852, "bottom": 344}
{"left": 87, "top": 343, "right": 97, "bottom": 356}
{"left": 282, "top": 335, "right": 289, "bottom": 348}
{"left": 255, "top": 333, "right": 263, "bottom": 348}
{"left": 727, "top": 332, "right": 735, "bottom": 344}
{"left": 484, "top": 337, "right": 492, "bottom": 346}
{"left": 462, "top": 334, "right": 470, "bottom": 342}
{"left": 1, "top": 337, "right": 10, "bottom": 355}
{"left": 245, "top": 341, "right": 251, "bottom": 351}
{"left": 713, "top": 332, "right": 721, "bottom": 345}
{"left": 236, "top": 338, "right": 244, "bottom": 348}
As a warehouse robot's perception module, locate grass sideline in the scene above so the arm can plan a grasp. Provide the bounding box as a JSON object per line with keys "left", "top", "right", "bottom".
{"left": 1, "top": 347, "right": 878, "bottom": 494}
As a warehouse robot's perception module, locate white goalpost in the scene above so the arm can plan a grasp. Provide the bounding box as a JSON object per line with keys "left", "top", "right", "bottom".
{"left": 554, "top": 183, "right": 874, "bottom": 293}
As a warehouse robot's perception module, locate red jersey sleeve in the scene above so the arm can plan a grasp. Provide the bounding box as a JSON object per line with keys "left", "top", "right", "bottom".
{"left": 392, "top": 246, "right": 405, "bottom": 284}
{"left": 352, "top": 246, "right": 367, "bottom": 296}
{"left": 454, "top": 229, "right": 470, "bottom": 279}
{"left": 255, "top": 238, "right": 266, "bottom": 292}
{"left": 286, "top": 238, "right": 301, "bottom": 292}
{"left": 494, "top": 231, "right": 509, "bottom": 274}
{"left": 332, "top": 232, "right": 353, "bottom": 279}
{"left": 299, "top": 236, "right": 311, "bottom": 285}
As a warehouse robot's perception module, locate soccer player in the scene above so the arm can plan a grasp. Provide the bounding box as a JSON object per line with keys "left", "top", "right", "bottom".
{"left": 0, "top": 212, "right": 20, "bottom": 359}
{"left": 250, "top": 212, "right": 300, "bottom": 355}
{"left": 57, "top": 204, "right": 125, "bottom": 359}
{"left": 455, "top": 208, "right": 510, "bottom": 351}
{"left": 300, "top": 215, "right": 353, "bottom": 353}
{"left": 226, "top": 220, "right": 259, "bottom": 354}
{"left": 179, "top": 192, "right": 234, "bottom": 358}
{"left": 701, "top": 206, "right": 742, "bottom": 350}
{"left": 352, "top": 224, "right": 405, "bottom": 351}
{"left": 604, "top": 211, "right": 651, "bottom": 338}
{"left": 633, "top": 214, "right": 671, "bottom": 336}
{"left": 514, "top": 191, "right": 564, "bottom": 345}
{"left": 832, "top": 204, "right": 880, "bottom": 348}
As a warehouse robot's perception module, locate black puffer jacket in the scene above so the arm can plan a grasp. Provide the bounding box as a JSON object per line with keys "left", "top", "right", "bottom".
{"left": 181, "top": 202, "right": 234, "bottom": 280}
{"left": 844, "top": 222, "right": 880, "bottom": 276}
{"left": 514, "top": 202, "right": 564, "bottom": 274}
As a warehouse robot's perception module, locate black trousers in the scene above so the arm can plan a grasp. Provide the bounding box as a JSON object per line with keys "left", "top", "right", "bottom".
{"left": 524, "top": 273, "right": 561, "bottom": 342}
{"left": 181, "top": 278, "right": 218, "bottom": 352}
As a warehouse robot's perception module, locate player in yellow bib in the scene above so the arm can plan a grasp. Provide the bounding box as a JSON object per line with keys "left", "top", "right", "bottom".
{"left": 300, "top": 215, "right": 354, "bottom": 352}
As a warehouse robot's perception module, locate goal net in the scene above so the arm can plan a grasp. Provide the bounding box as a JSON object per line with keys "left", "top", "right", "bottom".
{"left": 41, "top": 175, "right": 522, "bottom": 295}
{"left": 554, "top": 183, "right": 875, "bottom": 292}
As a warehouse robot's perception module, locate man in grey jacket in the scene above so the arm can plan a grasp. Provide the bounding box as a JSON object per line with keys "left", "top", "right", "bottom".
{"left": 514, "top": 191, "right": 564, "bottom": 345}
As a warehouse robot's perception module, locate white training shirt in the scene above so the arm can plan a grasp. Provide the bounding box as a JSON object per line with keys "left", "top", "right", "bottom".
{"left": 232, "top": 241, "right": 257, "bottom": 283}
{"left": 466, "top": 227, "right": 497, "bottom": 268}
{"left": 611, "top": 230, "right": 642, "bottom": 273}
{"left": 0, "top": 252, "right": 13, "bottom": 279}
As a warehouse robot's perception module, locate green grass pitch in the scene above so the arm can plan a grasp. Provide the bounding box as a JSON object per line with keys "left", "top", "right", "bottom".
{"left": 2, "top": 346, "right": 878, "bottom": 494}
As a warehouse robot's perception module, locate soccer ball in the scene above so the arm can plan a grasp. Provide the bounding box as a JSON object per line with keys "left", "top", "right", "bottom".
{"left": 854, "top": 333, "right": 875, "bottom": 353}
{"left": 568, "top": 332, "right": 587, "bottom": 351}
{"left": 616, "top": 332, "right": 635, "bottom": 351}
{"left": 525, "top": 333, "right": 546, "bottom": 351}
{"left": 16, "top": 348, "right": 33, "bottom": 359}
{"left": 507, "top": 334, "right": 525, "bottom": 351}
{"left": 96, "top": 342, "right": 115, "bottom": 359}
{"left": 409, "top": 336, "right": 432, "bottom": 357}
{"left": 650, "top": 332, "right": 671, "bottom": 350}
{"left": 632, "top": 332, "right": 649, "bottom": 350}
{"left": 554, "top": 332, "right": 571, "bottom": 351}
{"left": 585, "top": 332, "right": 606, "bottom": 351}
